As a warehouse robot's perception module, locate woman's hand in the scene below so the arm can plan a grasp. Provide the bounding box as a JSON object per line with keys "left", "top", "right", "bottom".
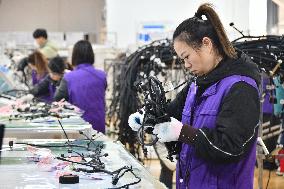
{"left": 153, "top": 117, "right": 183, "bottom": 142}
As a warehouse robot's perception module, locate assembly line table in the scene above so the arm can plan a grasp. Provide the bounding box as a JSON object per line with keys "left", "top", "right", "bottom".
{"left": 1, "top": 117, "right": 93, "bottom": 139}
{"left": 0, "top": 138, "right": 166, "bottom": 189}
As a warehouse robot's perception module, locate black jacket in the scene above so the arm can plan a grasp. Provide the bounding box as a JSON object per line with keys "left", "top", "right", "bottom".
{"left": 167, "top": 53, "right": 261, "bottom": 163}
{"left": 29, "top": 75, "right": 60, "bottom": 97}
{"left": 54, "top": 78, "right": 69, "bottom": 101}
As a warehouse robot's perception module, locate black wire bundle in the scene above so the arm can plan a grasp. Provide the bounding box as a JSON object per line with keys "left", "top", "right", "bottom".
{"left": 18, "top": 134, "right": 141, "bottom": 188}
{"left": 106, "top": 59, "right": 128, "bottom": 131}
{"left": 57, "top": 154, "right": 141, "bottom": 188}
{"left": 107, "top": 39, "right": 188, "bottom": 159}
{"left": 1, "top": 89, "right": 29, "bottom": 98}
{"left": 232, "top": 35, "right": 284, "bottom": 78}
{"left": 230, "top": 25, "right": 284, "bottom": 189}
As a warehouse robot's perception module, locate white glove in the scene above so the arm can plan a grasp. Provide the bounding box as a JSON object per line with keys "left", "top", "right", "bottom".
{"left": 128, "top": 111, "right": 144, "bottom": 131}
{"left": 19, "top": 94, "right": 34, "bottom": 103}
{"left": 152, "top": 117, "right": 183, "bottom": 143}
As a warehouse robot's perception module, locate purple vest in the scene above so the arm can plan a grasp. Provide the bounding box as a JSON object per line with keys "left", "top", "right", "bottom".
{"left": 177, "top": 75, "right": 258, "bottom": 189}
{"left": 64, "top": 63, "right": 107, "bottom": 133}
{"left": 31, "top": 70, "right": 46, "bottom": 85}
{"left": 32, "top": 70, "right": 53, "bottom": 103}
{"left": 40, "top": 82, "right": 56, "bottom": 104}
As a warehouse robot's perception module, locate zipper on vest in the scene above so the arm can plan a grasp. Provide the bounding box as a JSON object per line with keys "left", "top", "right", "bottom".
{"left": 190, "top": 97, "right": 199, "bottom": 126}
{"left": 190, "top": 86, "right": 201, "bottom": 126}
{"left": 178, "top": 153, "right": 191, "bottom": 188}
{"left": 178, "top": 156, "right": 184, "bottom": 184}
{"left": 183, "top": 149, "right": 192, "bottom": 188}
{"left": 185, "top": 169, "right": 190, "bottom": 188}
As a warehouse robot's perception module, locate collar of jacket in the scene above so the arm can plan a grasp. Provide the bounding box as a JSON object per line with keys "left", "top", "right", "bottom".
{"left": 40, "top": 40, "right": 48, "bottom": 48}
{"left": 75, "top": 63, "right": 93, "bottom": 70}
{"left": 196, "top": 52, "right": 260, "bottom": 88}
{"left": 200, "top": 83, "right": 218, "bottom": 97}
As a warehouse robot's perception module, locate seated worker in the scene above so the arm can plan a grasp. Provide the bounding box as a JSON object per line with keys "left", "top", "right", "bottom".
{"left": 29, "top": 56, "right": 66, "bottom": 103}
{"left": 54, "top": 40, "right": 107, "bottom": 133}
{"left": 27, "top": 51, "right": 49, "bottom": 85}
{"left": 33, "top": 28, "right": 58, "bottom": 59}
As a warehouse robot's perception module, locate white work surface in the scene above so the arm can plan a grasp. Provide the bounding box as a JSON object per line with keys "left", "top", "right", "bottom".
{"left": 0, "top": 139, "right": 166, "bottom": 189}
{"left": 1, "top": 116, "right": 93, "bottom": 139}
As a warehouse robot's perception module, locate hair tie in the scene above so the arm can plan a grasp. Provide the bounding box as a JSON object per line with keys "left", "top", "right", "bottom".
{"left": 194, "top": 12, "right": 202, "bottom": 19}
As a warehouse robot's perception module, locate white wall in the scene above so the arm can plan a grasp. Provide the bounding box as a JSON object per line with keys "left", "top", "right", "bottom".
{"left": 106, "top": 0, "right": 267, "bottom": 48}
{"left": 249, "top": 0, "right": 267, "bottom": 35}
{"left": 273, "top": 0, "right": 284, "bottom": 34}
{"left": 0, "top": 0, "right": 105, "bottom": 34}
{"left": 279, "top": 6, "right": 284, "bottom": 34}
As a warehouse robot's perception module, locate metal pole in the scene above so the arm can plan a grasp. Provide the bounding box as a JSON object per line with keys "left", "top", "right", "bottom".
{"left": 257, "top": 71, "right": 264, "bottom": 189}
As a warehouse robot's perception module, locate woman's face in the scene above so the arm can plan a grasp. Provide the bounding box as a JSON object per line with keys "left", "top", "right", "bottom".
{"left": 173, "top": 37, "right": 219, "bottom": 76}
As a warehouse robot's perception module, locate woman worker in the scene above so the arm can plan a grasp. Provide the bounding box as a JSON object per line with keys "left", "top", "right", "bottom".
{"left": 129, "top": 4, "right": 260, "bottom": 189}
{"left": 54, "top": 40, "right": 107, "bottom": 133}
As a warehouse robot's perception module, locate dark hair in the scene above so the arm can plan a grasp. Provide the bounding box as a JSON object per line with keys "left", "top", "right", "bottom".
{"left": 173, "top": 3, "right": 237, "bottom": 59}
{"left": 28, "top": 51, "right": 48, "bottom": 78}
{"left": 71, "top": 40, "right": 95, "bottom": 66}
{"left": 33, "top": 28, "right": 48, "bottom": 39}
{"left": 48, "top": 56, "right": 66, "bottom": 74}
